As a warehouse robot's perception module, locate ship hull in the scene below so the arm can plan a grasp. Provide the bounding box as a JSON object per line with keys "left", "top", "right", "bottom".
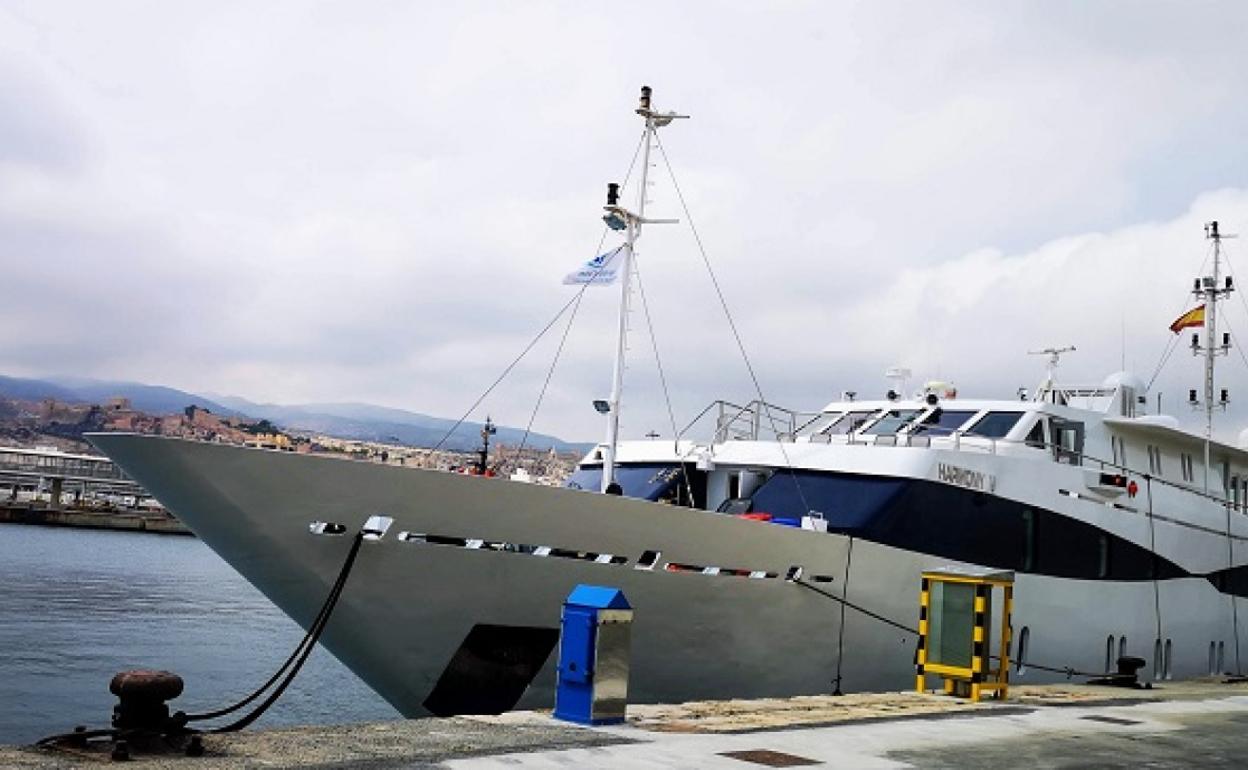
{"left": 89, "top": 434, "right": 1241, "bottom": 715}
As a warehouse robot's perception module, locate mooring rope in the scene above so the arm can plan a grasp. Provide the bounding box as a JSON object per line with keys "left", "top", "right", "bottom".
{"left": 36, "top": 531, "right": 367, "bottom": 751}
{"left": 794, "top": 568, "right": 1105, "bottom": 682}
{"left": 205, "top": 531, "right": 364, "bottom": 733}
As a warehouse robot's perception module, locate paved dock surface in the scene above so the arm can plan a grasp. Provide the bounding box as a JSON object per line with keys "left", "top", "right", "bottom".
{"left": 6, "top": 680, "right": 1248, "bottom": 768}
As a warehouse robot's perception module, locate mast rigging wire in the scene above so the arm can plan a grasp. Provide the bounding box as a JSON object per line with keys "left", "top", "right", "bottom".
{"left": 512, "top": 282, "right": 587, "bottom": 459}
{"left": 1146, "top": 241, "right": 1214, "bottom": 392}
{"left": 794, "top": 571, "right": 1103, "bottom": 680}
{"left": 429, "top": 291, "right": 592, "bottom": 453}
{"left": 632, "top": 257, "right": 697, "bottom": 505}
{"left": 652, "top": 132, "right": 815, "bottom": 516}
{"left": 431, "top": 129, "right": 648, "bottom": 454}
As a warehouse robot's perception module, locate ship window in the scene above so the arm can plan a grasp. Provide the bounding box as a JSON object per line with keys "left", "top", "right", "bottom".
{"left": 965, "top": 412, "right": 1024, "bottom": 439}
{"left": 807, "top": 412, "right": 844, "bottom": 434}
{"left": 1233, "top": 477, "right": 1240, "bottom": 510}
{"left": 1106, "top": 635, "right": 1115, "bottom": 673}
{"left": 1210, "top": 641, "right": 1218, "bottom": 675}
{"left": 863, "top": 409, "right": 922, "bottom": 435}
{"left": 1180, "top": 454, "right": 1194, "bottom": 483}
{"left": 309, "top": 521, "right": 347, "bottom": 536}
{"left": 1164, "top": 638, "right": 1173, "bottom": 680}
{"left": 1219, "top": 641, "right": 1226, "bottom": 672}
{"left": 1024, "top": 420, "right": 1046, "bottom": 449}
{"left": 636, "top": 550, "right": 661, "bottom": 570}
{"left": 1119, "top": 635, "right": 1127, "bottom": 660}
{"left": 1153, "top": 638, "right": 1163, "bottom": 681}
{"left": 822, "top": 410, "right": 877, "bottom": 435}
{"left": 1051, "top": 419, "right": 1085, "bottom": 465}
{"left": 1148, "top": 446, "right": 1164, "bottom": 476}
{"left": 911, "top": 409, "right": 977, "bottom": 436}
{"left": 1111, "top": 436, "right": 1126, "bottom": 467}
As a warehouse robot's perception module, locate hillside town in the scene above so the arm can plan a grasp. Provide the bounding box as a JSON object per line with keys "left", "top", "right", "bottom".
{"left": 0, "top": 394, "right": 581, "bottom": 483}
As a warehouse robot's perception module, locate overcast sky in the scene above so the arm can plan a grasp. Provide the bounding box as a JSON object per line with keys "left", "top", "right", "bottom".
{"left": 5, "top": 1, "right": 1248, "bottom": 442}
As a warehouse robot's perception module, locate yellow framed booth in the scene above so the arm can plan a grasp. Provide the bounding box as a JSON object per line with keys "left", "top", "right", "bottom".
{"left": 915, "top": 568, "right": 1015, "bottom": 702}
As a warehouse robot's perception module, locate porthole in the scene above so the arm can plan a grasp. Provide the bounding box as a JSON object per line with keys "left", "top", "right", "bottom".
{"left": 636, "top": 550, "right": 661, "bottom": 570}
{"left": 1015, "top": 626, "right": 1030, "bottom": 675}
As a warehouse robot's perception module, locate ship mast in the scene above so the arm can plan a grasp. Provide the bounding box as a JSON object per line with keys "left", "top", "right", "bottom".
{"left": 1192, "top": 221, "right": 1235, "bottom": 493}
{"left": 600, "top": 86, "right": 685, "bottom": 493}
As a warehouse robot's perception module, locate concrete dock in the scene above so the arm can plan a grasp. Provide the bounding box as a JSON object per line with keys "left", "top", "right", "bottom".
{"left": 6, "top": 679, "right": 1248, "bottom": 768}
{"left": 0, "top": 505, "right": 191, "bottom": 535}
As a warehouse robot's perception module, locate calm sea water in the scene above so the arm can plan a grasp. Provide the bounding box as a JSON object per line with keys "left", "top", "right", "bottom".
{"left": 0, "top": 525, "right": 397, "bottom": 745}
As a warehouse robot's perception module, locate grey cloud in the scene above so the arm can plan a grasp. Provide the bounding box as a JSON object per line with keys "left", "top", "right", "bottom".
{"left": 4, "top": 3, "right": 1248, "bottom": 444}
{"left": 0, "top": 57, "right": 85, "bottom": 171}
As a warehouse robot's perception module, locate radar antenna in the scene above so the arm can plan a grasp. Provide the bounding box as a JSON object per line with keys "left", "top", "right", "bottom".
{"left": 1029, "top": 345, "right": 1077, "bottom": 402}
{"left": 884, "top": 366, "right": 911, "bottom": 401}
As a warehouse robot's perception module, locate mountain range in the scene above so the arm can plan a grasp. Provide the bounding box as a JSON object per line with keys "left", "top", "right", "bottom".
{"left": 0, "top": 374, "right": 586, "bottom": 453}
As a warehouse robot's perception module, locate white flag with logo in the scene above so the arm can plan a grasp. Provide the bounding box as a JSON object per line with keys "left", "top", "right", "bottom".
{"left": 562, "top": 244, "right": 628, "bottom": 286}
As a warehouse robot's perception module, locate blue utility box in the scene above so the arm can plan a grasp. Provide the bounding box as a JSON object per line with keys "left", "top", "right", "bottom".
{"left": 553, "top": 585, "right": 633, "bottom": 725}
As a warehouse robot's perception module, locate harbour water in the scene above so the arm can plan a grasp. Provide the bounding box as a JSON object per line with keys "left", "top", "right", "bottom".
{"left": 0, "top": 525, "right": 396, "bottom": 745}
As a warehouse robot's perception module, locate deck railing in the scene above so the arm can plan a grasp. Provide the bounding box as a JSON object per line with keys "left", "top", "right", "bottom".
{"left": 678, "top": 400, "right": 821, "bottom": 444}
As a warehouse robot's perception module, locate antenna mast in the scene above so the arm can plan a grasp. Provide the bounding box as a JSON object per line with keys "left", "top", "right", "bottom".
{"left": 1192, "top": 221, "right": 1235, "bottom": 492}
{"left": 599, "top": 86, "right": 686, "bottom": 493}
{"left": 1028, "top": 346, "right": 1076, "bottom": 402}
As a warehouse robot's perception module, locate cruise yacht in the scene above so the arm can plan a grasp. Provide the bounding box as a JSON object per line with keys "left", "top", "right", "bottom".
{"left": 90, "top": 89, "right": 1247, "bottom": 719}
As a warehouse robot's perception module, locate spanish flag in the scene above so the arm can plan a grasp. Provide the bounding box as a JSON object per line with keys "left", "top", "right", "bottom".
{"left": 1170, "top": 304, "right": 1205, "bottom": 334}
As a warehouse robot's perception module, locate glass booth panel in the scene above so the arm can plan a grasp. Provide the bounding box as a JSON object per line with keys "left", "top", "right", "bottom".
{"left": 927, "top": 581, "right": 983, "bottom": 669}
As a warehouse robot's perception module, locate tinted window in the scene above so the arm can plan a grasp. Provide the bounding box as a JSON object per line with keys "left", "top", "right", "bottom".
{"left": 965, "top": 412, "right": 1024, "bottom": 439}
{"left": 863, "top": 409, "right": 921, "bottom": 435}
{"left": 1024, "top": 420, "right": 1046, "bottom": 448}
{"left": 911, "top": 409, "right": 976, "bottom": 436}
{"left": 822, "top": 410, "right": 877, "bottom": 435}
{"left": 807, "top": 412, "right": 844, "bottom": 434}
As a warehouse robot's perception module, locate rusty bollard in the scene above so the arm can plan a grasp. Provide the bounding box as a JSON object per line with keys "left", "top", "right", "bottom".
{"left": 110, "top": 670, "right": 184, "bottom": 732}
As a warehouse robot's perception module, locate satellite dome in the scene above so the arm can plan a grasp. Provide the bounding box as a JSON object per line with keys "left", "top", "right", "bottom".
{"left": 1102, "top": 371, "right": 1147, "bottom": 394}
